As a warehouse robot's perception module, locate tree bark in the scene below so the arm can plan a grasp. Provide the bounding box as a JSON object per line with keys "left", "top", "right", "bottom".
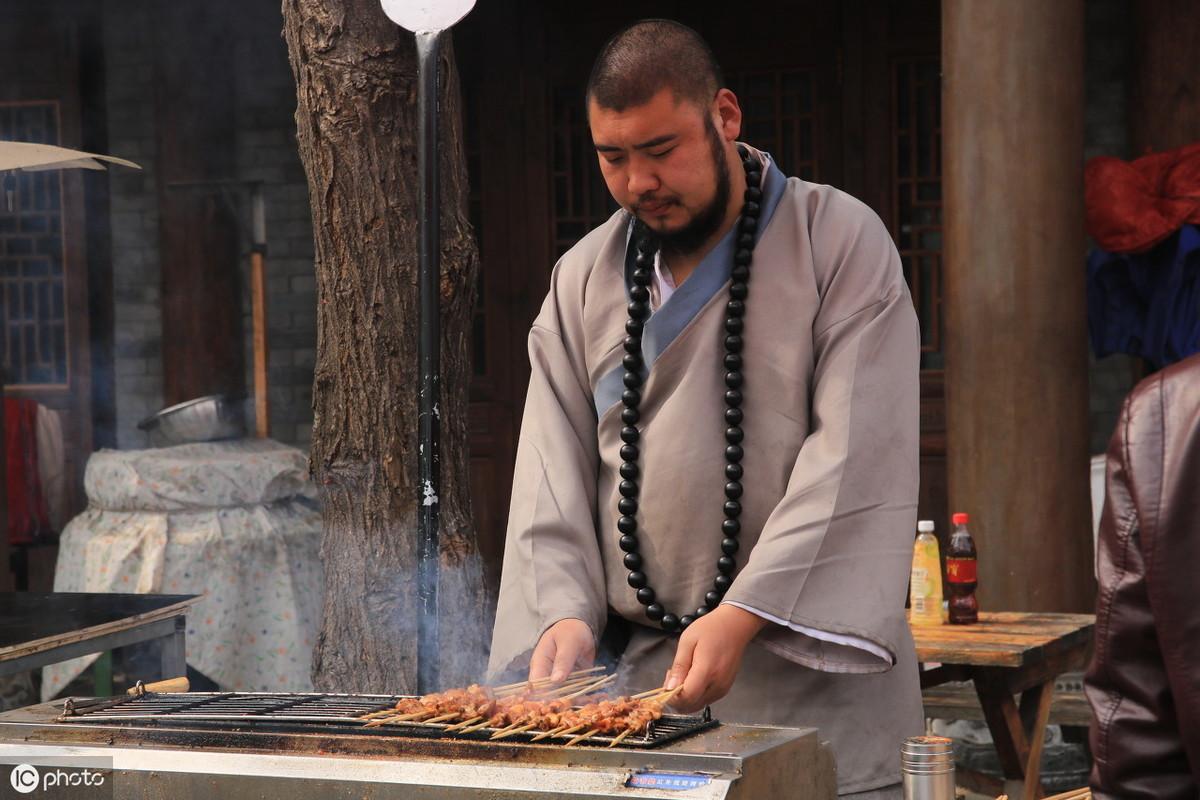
{"left": 282, "top": 0, "right": 486, "bottom": 692}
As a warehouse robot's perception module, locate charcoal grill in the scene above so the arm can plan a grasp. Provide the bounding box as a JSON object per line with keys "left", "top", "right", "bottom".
{"left": 0, "top": 693, "right": 838, "bottom": 798}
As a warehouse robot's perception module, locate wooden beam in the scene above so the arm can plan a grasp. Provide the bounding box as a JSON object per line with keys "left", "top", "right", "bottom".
{"left": 942, "top": 0, "right": 1095, "bottom": 613}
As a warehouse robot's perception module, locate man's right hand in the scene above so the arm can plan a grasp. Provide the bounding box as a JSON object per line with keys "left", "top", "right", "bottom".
{"left": 529, "top": 618, "right": 595, "bottom": 682}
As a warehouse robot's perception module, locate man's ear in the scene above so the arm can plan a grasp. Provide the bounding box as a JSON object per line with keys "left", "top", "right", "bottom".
{"left": 714, "top": 88, "right": 742, "bottom": 141}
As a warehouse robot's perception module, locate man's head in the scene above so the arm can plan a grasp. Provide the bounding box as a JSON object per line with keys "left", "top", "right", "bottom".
{"left": 587, "top": 21, "right": 744, "bottom": 255}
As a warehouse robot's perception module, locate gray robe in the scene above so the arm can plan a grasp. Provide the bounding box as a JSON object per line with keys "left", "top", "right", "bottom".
{"left": 489, "top": 148, "right": 923, "bottom": 795}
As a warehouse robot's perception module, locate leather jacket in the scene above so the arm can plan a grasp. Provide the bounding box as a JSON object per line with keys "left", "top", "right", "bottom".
{"left": 1085, "top": 353, "right": 1200, "bottom": 799}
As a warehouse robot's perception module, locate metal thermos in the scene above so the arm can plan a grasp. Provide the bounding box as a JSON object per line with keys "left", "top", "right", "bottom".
{"left": 901, "top": 736, "right": 956, "bottom": 800}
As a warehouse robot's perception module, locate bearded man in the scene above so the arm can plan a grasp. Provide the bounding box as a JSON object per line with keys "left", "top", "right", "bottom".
{"left": 489, "top": 20, "right": 923, "bottom": 798}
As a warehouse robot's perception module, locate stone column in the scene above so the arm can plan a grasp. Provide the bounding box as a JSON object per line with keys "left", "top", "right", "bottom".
{"left": 942, "top": 0, "right": 1094, "bottom": 612}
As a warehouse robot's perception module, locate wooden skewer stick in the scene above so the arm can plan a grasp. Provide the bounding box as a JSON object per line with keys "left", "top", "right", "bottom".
{"left": 493, "top": 666, "right": 606, "bottom": 693}
{"left": 565, "top": 728, "right": 601, "bottom": 747}
{"left": 491, "top": 722, "right": 538, "bottom": 740}
{"left": 424, "top": 712, "right": 460, "bottom": 724}
{"left": 530, "top": 725, "right": 568, "bottom": 742}
{"left": 561, "top": 675, "right": 616, "bottom": 701}
{"left": 554, "top": 723, "right": 587, "bottom": 739}
{"left": 444, "top": 715, "right": 483, "bottom": 732}
{"left": 607, "top": 728, "right": 636, "bottom": 748}
{"left": 460, "top": 718, "right": 498, "bottom": 734}
{"left": 631, "top": 687, "right": 667, "bottom": 700}
{"left": 1042, "top": 790, "right": 1091, "bottom": 800}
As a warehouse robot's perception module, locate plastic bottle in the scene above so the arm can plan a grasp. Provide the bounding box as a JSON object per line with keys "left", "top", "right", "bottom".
{"left": 909, "top": 520, "right": 943, "bottom": 626}
{"left": 946, "top": 512, "right": 979, "bottom": 624}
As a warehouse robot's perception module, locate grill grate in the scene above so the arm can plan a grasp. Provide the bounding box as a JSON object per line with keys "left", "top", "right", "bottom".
{"left": 56, "top": 692, "right": 717, "bottom": 749}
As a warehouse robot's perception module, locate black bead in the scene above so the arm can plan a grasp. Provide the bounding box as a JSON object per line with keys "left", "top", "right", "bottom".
{"left": 722, "top": 518, "right": 741, "bottom": 536}
{"left": 725, "top": 444, "right": 744, "bottom": 463}
{"left": 725, "top": 389, "right": 743, "bottom": 407}
{"left": 630, "top": 285, "right": 650, "bottom": 304}
{"left": 621, "top": 425, "right": 640, "bottom": 443}
{"left": 679, "top": 615, "right": 695, "bottom": 629}
{"left": 619, "top": 534, "right": 639, "bottom": 553}
{"left": 724, "top": 406, "right": 743, "bottom": 425}
{"left": 745, "top": 186, "right": 762, "bottom": 202}
{"left": 739, "top": 217, "right": 757, "bottom": 235}
{"left": 628, "top": 301, "right": 649, "bottom": 320}
{"left": 735, "top": 248, "right": 752, "bottom": 266}
{"left": 721, "top": 537, "right": 740, "bottom": 555}
{"left": 731, "top": 264, "right": 750, "bottom": 282}
{"left": 623, "top": 552, "right": 643, "bottom": 570}
{"left": 632, "top": 268, "right": 652, "bottom": 285}
{"left": 744, "top": 201, "right": 760, "bottom": 216}
{"left": 724, "top": 499, "right": 742, "bottom": 517}
{"left": 725, "top": 425, "right": 744, "bottom": 443}
{"left": 635, "top": 253, "right": 654, "bottom": 269}
{"left": 645, "top": 602, "right": 664, "bottom": 621}
{"left": 695, "top": 605, "right": 710, "bottom": 617}
{"left": 629, "top": 572, "right": 648, "bottom": 590}
{"left": 705, "top": 590, "right": 722, "bottom": 607}
{"left": 724, "top": 354, "right": 743, "bottom": 372}
{"left": 738, "top": 233, "right": 754, "bottom": 249}
{"left": 726, "top": 299, "right": 746, "bottom": 317}
{"left": 636, "top": 587, "right": 656, "bottom": 605}
{"left": 730, "top": 282, "right": 748, "bottom": 300}
{"left": 618, "top": 515, "right": 637, "bottom": 534}
{"left": 619, "top": 480, "right": 638, "bottom": 498}
{"left": 725, "top": 334, "right": 743, "bottom": 352}
{"left": 725, "top": 317, "right": 744, "bottom": 335}
{"left": 746, "top": 170, "right": 762, "bottom": 186}
{"left": 714, "top": 574, "right": 733, "bottom": 592}
{"left": 717, "top": 556, "right": 736, "bottom": 574}
{"left": 661, "top": 614, "right": 680, "bottom": 632}
{"left": 623, "top": 353, "right": 642, "bottom": 372}
{"left": 725, "top": 371, "right": 743, "bottom": 388}
{"left": 623, "top": 335, "right": 641, "bottom": 354}
{"left": 621, "top": 388, "right": 640, "bottom": 407}
{"left": 724, "top": 481, "right": 743, "bottom": 499}
{"left": 620, "top": 444, "right": 639, "bottom": 461}
{"left": 623, "top": 371, "right": 643, "bottom": 389}
{"left": 621, "top": 407, "right": 640, "bottom": 425}
{"left": 619, "top": 461, "right": 639, "bottom": 479}
{"left": 725, "top": 464, "right": 744, "bottom": 484}
{"left": 618, "top": 497, "right": 637, "bottom": 516}
{"left": 625, "top": 319, "right": 644, "bottom": 336}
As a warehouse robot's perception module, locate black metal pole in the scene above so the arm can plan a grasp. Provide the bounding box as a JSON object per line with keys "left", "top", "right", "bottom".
{"left": 415, "top": 29, "right": 442, "bottom": 694}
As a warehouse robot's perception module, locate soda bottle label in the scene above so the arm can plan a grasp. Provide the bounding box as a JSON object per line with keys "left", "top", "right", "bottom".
{"left": 946, "top": 558, "right": 977, "bottom": 583}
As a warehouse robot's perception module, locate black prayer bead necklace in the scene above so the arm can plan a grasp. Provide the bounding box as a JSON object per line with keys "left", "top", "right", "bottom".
{"left": 617, "top": 146, "right": 762, "bottom": 634}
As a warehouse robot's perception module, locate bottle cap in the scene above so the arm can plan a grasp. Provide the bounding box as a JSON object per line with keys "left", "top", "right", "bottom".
{"left": 917, "top": 520, "right": 935, "bottom": 532}
{"left": 952, "top": 512, "right": 969, "bottom": 525}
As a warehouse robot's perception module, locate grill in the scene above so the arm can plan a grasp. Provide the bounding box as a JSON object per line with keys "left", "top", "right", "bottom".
{"left": 0, "top": 694, "right": 838, "bottom": 799}
{"left": 57, "top": 691, "right": 716, "bottom": 749}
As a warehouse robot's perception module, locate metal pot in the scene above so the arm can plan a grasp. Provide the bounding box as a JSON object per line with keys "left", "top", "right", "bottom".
{"left": 137, "top": 395, "right": 247, "bottom": 447}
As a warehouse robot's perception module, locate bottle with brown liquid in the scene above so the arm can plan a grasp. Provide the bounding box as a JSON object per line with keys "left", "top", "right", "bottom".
{"left": 945, "top": 512, "right": 978, "bottom": 624}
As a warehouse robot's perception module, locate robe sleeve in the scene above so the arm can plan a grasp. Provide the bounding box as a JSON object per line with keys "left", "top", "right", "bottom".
{"left": 721, "top": 191, "right": 921, "bottom": 674}
{"left": 486, "top": 275, "right": 609, "bottom": 678}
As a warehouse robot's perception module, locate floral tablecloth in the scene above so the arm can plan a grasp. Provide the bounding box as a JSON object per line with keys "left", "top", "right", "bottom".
{"left": 42, "top": 439, "right": 324, "bottom": 700}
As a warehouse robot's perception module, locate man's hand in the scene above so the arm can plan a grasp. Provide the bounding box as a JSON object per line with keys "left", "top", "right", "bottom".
{"left": 663, "top": 604, "right": 767, "bottom": 713}
{"left": 529, "top": 618, "right": 595, "bottom": 682}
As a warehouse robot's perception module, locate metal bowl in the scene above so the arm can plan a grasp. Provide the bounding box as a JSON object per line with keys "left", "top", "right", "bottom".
{"left": 137, "top": 394, "right": 247, "bottom": 447}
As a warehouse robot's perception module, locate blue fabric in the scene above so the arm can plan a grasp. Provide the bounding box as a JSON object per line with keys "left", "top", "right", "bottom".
{"left": 1087, "top": 224, "right": 1200, "bottom": 369}
{"left": 593, "top": 153, "right": 788, "bottom": 416}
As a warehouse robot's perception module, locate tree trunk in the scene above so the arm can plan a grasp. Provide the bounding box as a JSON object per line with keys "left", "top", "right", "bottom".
{"left": 282, "top": 0, "right": 486, "bottom": 692}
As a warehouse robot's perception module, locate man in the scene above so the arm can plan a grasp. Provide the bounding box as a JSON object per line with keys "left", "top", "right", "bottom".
{"left": 489, "top": 20, "right": 922, "bottom": 797}
{"left": 1085, "top": 352, "right": 1200, "bottom": 799}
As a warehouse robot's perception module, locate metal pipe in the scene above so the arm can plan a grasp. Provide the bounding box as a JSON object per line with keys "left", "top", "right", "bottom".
{"left": 415, "top": 29, "right": 443, "bottom": 695}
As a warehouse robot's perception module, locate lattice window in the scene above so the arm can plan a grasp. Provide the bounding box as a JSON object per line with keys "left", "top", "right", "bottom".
{"left": 892, "top": 58, "right": 943, "bottom": 369}
{"left": 550, "top": 86, "right": 618, "bottom": 259}
{"left": 0, "top": 102, "right": 68, "bottom": 386}
{"left": 730, "top": 69, "right": 819, "bottom": 181}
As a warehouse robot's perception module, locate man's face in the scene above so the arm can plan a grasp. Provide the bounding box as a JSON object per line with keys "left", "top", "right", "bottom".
{"left": 590, "top": 88, "right": 736, "bottom": 251}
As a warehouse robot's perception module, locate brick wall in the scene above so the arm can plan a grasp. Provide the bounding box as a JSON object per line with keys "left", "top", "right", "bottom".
{"left": 104, "top": 0, "right": 316, "bottom": 450}
{"left": 1084, "top": 0, "right": 1137, "bottom": 456}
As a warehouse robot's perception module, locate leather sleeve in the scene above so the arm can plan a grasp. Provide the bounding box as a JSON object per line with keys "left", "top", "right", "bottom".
{"left": 1085, "top": 382, "right": 1195, "bottom": 799}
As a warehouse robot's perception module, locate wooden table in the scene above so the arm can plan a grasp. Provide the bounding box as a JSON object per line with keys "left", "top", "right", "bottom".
{"left": 910, "top": 611, "right": 1095, "bottom": 800}
{"left": 0, "top": 593, "right": 200, "bottom": 682}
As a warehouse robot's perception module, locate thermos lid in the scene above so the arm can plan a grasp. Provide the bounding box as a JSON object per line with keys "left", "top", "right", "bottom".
{"left": 901, "top": 735, "right": 955, "bottom": 775}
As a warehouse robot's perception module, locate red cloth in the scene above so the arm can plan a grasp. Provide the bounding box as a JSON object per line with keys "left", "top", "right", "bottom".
{"left": 1086, "top": 141, "right": 1200, "bottom": 254}
{"left": 5, "top": 397, "right": 50, "bottom": 545}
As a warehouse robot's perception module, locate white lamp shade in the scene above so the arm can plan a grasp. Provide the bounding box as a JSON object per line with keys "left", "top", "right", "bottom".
{"left": 379, "top": 0, "right": 475, "bottom": 33}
